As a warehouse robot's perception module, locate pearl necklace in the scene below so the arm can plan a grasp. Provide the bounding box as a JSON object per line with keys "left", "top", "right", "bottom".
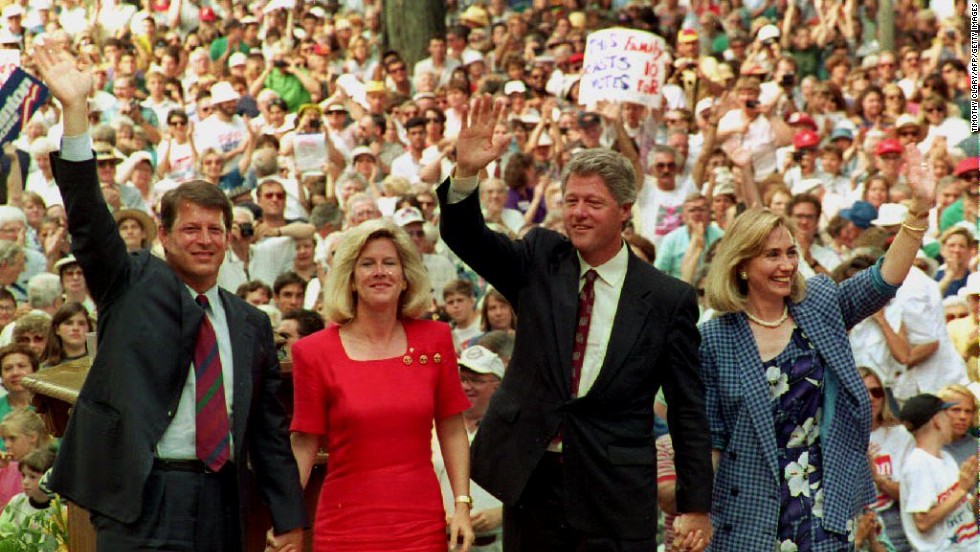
{"left": 745, "top": 305, "right": 789, "bottom": 328}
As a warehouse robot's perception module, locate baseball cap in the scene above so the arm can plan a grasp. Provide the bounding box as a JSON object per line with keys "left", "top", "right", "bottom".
{"left": 786, "top": 112, "right": 817, "bottom": 130}
{"left": 959, "top": 272, "right": 980, "bottom": 299}
{"left": 351, "top": 146, "right": 375, "bottom": 161}
{"left": 953, "top": 156, "right": 979, "bottom": 177}
{"left": 199, "top": 6, "right": 217, "bottom": 22}
{"left": 757, "top": 24, "right": 780, "bottom": 42}
{"left": 792, "top": 178, "right": 824, "bottom": 196}
{"left": 875, "top": 139, "right": 903, "bottom": 156}
{"left": 677, "top": 28, "right": 699, "bottom": 43}
{"left": 458, "top": 346, "right": 505, "bottom": 379}
{"left": 830, "top": 127, "right": 854, "bottom": 141}
{"left": 228, "top": 52, "right": 247, "bottom": 68}
{"left": 392, "top": 206, "right": 424, "bottom": 227}
{"left": 365, "top": 81, "right": 386, "bottom": 94}
{"left": 793, "top": 129, "right": 820, "bottom": 150}
{"left": 839, "top": 201, "right": 877, "bottom": 229}
{"left": 504, "top": 80, "right": 527, "bottom": 96}
{"left": 870, "top": 203, "right": 908, "bottom": 227}
{"left": 578, "top": 112, "right": 601, "bottom": 127}
{"left": 899, "top": 393, "right": 955, "bottom": 432}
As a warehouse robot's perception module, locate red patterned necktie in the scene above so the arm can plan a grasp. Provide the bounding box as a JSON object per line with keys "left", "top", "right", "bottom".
{"left": 194, "top": 294, "right": 230, "bottom": 471}
{"left": 571, "top": 269, "right": 598, "bottom": 396}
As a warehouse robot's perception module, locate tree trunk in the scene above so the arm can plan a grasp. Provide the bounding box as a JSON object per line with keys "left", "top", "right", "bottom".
{"left": 382, "top": 0, "right": 446, "bottom": 71}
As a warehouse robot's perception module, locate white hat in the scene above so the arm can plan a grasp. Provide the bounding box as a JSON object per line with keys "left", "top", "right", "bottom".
{"left": 209, "top": 81, "right": 240, "bottom": 104}
{"left": 30, "top": 0, "right": 52, "bottom": 10}
{"left": 458, "top": 345, "right": 505, "bottom": 379}
{"left": 713, "top": 168, "right": 736, "bottom": 196}
{"left": 959, "top": 272, "right": 980, "bottom": 298}
{"left": 792, "top": 177, "right": 824, "bottom": 196}
{"left": 694, "top": 97, "right": 714, "bottom": 115}
{"left": 392, "top": 206, "right": 424, "bottom": 227}
{"left": 461, "top": 50, "right": 485, "bottom": 66}
{"left": 871, "top": 203, "right": 908, "bottom": 227}
{"left": 0, "top": 29, "right": 18, "bottom": 44}
{"left": 503, "top": 80, "right": 527, "bottom": 95}
{"left": 518, "top": 111, "right": 541, "bottom": 126}
{"left": 535, "top": 132, "right": 553, "bottom": 147}
{"left": 228, "top": 52, "right": 247, "bottom": 67}
{"left": 2, "top": 4, "right": 25, "bottom": 19}
{"left": 351, "top": 146, "right": 375, "bottom": 160}
{"left": 756, "top": 24, "right": 780, "bottom": 42}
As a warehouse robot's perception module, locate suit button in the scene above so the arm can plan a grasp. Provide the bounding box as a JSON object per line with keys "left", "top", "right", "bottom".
{"left": 730, "top": 487, "right": 739, "bottom": 497}
{"left": 728, "top": 451, "right": 736, "bottom": 460}
{"left": 723, "top": 523, "right": 732, "bottom": 532}
{"left": 167, "top": 410, "right": 174, "bottom": 417}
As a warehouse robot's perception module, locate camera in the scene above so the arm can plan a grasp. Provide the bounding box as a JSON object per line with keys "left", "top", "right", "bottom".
{"left": 309, "top": 119, "right": 322, "bottom": 130}
{"left": 746, "top": 99, "right": 759, "bottom": 109}
{"left": 792, "top": 150, "right": 804, "bottom": 163}
{"left": 780, "top": 73, "right": 796, "bottom": 88}
{"left": 274, "top": 60, "right": 288, "bottom": 70}
{"left": 239, "top": 222, "right": 254, "bottom": 238}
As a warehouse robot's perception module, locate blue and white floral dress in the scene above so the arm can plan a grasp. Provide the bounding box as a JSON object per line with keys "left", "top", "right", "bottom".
{"left": 766, "top": 327, "right": 850, "bottom": 552}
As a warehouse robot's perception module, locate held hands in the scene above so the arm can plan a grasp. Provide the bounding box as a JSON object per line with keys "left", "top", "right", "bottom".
{"left": 456, "top": 94, "right": 509, "bottom": 179}
{"left": 672, "top": 512, "right": 712, "bottom": 552}
{"left": 264, "top": 528, "right": 302, "bottom": 552}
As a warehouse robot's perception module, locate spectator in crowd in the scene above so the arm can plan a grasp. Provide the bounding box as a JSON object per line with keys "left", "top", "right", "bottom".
{"left": 654, "top": 194, "right": 722, "bottom": 283}
{"left": 443, "top": 279, "right": 481, "bottom": 348}
{"left": 479, "top": 288, "right": 515, "bottom": 336}
{"left": 936, "top": 384, "right": 979, "bottom": 467}
{"left": 0, "top": 447, "right": 58, "bottom": 548}
{"left": 897, "top": 394, "right": 978, "bottom": 551}
{"left": 39, "top": 302, "right": 91, "bottom": 369}
{"left": 863, "top": 366, "right": 915, "bottom": 551}
{"left": 25, "top": 273, "right": 62, "bottom": 317}
{"left": 0, "top": 344, "right": 38, "bottom": 424}
{"left": 276, "top": 308, "right": 324, "bottom": 361}
{"left": 53, "top": 255, "right": 93, "bottom": 316}
{"left": 435, "top": 344, "right": 505, "bottom": 552}
{"left": 10, "top": 314, "right": 49, "bottom": 359}
{"left": 272, "top": 271, "right": 305, "bottom": 315}
{"left": 934, "top": 226, "right": 976, "bottom": 298}
{"left": 113, "top": 208, "right": 157, "bottom": 252}
{"left": 393, "top": 206, "right": 456, "bottom": 305}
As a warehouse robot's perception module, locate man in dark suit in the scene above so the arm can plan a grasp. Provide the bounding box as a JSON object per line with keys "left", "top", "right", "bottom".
{"left": 438, "top": 96, "right": 714, "bottom": 551}
{"left": 34, "top": 46, "right": 306, "bottom": 550}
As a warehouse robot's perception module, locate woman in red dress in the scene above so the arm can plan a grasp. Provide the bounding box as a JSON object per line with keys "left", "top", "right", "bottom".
{"left": 289, "top": 218, "right": 475, "bottom": 551}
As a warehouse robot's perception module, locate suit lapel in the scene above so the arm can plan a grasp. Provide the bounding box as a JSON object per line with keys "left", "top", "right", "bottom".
{"left": 550, "top": 248, "right": 581, "bottom": 397}
{"left": 587, "top": 254, "right": 651, "bottom": 397}
{"left": 731, "top": 315, "right": 780, "bottom": 480}
{"left": 179, "top": 287, "right": 203, "bottom": 385}
{"left": 220, "top": 290, "right": 254, "bottom": 457}
{"left": 788, "top": 301, "right": 862, "bottom": 413}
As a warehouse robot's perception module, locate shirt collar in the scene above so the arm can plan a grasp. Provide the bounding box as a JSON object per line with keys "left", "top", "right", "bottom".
{"left": 577, "top": 242, "right": 629, "bottom": 288}
{"left": 185, "top": 283, "right": 221, "bottom": 310}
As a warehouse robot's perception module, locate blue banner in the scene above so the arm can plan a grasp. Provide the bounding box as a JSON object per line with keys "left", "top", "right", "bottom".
{"left": 0, "top": 68, "right": 49, "bottom": 148}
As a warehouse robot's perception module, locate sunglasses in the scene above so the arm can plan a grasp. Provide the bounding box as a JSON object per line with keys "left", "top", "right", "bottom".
{"left": 924, "top": 107, "right": 944, "bottom": 113}
{"left": 898, "top": 130, "right": 919, "bottom": 137}
{"left": 169, "top": 120, "right": 187, "bottom": 126}
{"left": 867, "top": 387, "right": 885, "bottom": 399}
{"left": 262, "top": 192, "right": 286, "bottom": 200}
{"left": 655, "top": 162, "right": 677, "bottom": 169}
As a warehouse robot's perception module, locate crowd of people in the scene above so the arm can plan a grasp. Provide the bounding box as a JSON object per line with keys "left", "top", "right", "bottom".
{"left": 0, "top": 0, "right": 976, "bottom": 550}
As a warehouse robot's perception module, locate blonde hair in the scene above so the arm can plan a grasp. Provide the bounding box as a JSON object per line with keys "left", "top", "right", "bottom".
{"left": 322, "top": 218, "right": 432, "bottom": 324}
{"left": 937, "top": 384, "right": 979, "bottom": 427}
{"left": 705, "top": 207, "right": 806, "bottom": 313}
{"left": 0, "top": 409, "right": 54, "bottom": 451}
{"left": 858, "top": 367, "right": 900, "bottom": 427}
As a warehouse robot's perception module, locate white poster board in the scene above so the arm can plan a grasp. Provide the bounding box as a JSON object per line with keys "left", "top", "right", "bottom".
{"left": 578, "top": 28, "right": 669, "bottom": 108}
{"left": 293, "top": 134, "right": 326, "bottom": 174}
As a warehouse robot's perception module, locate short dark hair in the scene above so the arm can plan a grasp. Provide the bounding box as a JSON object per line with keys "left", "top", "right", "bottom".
{"left": 0, "top": 288, "right": 15, "bottom": 305}
{"left": 443, "top": 279, "right": 475, "bottom": 300}
{"left": 0, "top": 343, "right": 39, "bottom": 373}
{"left": 281, "top": 308, "right": 325, "bottom": 337}
{"left": 404, "top": 116, "right": 426, "bottom": 131}
{"left": 19, "top": 447, "right": 55, "bottom": 474}
{"left": 310, "top": 201, "right": 343, "bottom": 229}
{"left": 160, "top": 181, "right": 233, "bottom": 233}
{"left": 787, "top": 193, "right": 822, "bottom": 220}
{"left": 273, "top": 271, "right": 306, "bottom": 295}
{"left": 236, "top": 280, "right": 272, "bottom": 300}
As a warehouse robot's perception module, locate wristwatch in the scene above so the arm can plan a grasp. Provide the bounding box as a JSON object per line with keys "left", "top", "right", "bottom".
{"left": 454, "top": 495, "right": 473, "bottom": 508}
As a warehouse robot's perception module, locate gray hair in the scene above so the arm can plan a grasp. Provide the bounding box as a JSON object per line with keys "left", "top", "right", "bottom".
{"left": 252, "top": 148, "right": 279, "bottom": 179}
{"left": 232, "top": 206, "right": 255, "bottom": 224}
{"left": 0, "top": 240, "right": 23, "bottom": 266}
{"left": 0, "top": 206, "right": 26, "bottom": 227}
{"left": 310, "top": 202, "right": 343, "bottom": 230}
{"left": 561, "top": 149, "right": 637, "bottom": 205}
{"left": 27, "top": 273, "right": 61, "bottom": 308}
{"left": 647, "top": 145, "right": 679, "bottom": 167}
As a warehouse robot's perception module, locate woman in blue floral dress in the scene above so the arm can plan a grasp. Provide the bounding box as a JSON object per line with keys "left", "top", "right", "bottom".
{"left": 699, "top": 197, "right": 932, "bottom": 551}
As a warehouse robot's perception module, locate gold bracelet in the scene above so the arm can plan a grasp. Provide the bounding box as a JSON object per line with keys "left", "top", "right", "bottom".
{"left": 901, "top": 221, "right": 927, "bottom": 233}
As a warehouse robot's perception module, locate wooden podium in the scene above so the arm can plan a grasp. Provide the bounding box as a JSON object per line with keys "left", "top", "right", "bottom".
{"left": 23, "top": 358, "right": 326, "bottom": 551}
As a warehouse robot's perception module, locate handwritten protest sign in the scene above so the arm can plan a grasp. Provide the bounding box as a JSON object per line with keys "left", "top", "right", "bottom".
{"left": 293, "top": 133, "right": 327, "bottom": 173}
{"left": 0, "top": 68, "right": 49, "bottom": 148}
{"left": 579, "top": 28, "right": 669, "bottom": 108}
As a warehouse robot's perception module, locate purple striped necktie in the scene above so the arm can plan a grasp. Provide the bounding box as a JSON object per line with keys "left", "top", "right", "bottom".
{"left": 571, "top": 269, "right": 598, "bottom": 396}
{"left": 194, "top": 294, "right": 230, "bottom": 471}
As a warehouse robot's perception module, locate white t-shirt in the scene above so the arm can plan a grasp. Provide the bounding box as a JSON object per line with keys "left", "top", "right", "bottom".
{"left": 195, "top": 115, "right": 248, "bottom": 176}
{"left": 869, "top": 424, "right": 915, "bottom": 512}
{"left": 717, "top": 109, "right": 777, "bottom": 180}
{"left": 900, "top": 447, "right": 979, "bottom": 551}
{"left": 157, "top": 139, "right": 197, "bottom": 183}
{"left": 891, "top": 267, "right": 969, "bottom": 399}
{"left": 390, "top": 150, "right": 425, "bottom": 184}
{"left": 634, "top": 175, "right": 696, "bottom": 246}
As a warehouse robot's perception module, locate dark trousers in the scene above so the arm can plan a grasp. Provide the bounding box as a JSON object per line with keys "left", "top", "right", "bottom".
{"left": 503, "top": 452, "right": 656, "bottom": 552}
{"left": 91, "top": 462, "right": 242, "bottom": 551}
